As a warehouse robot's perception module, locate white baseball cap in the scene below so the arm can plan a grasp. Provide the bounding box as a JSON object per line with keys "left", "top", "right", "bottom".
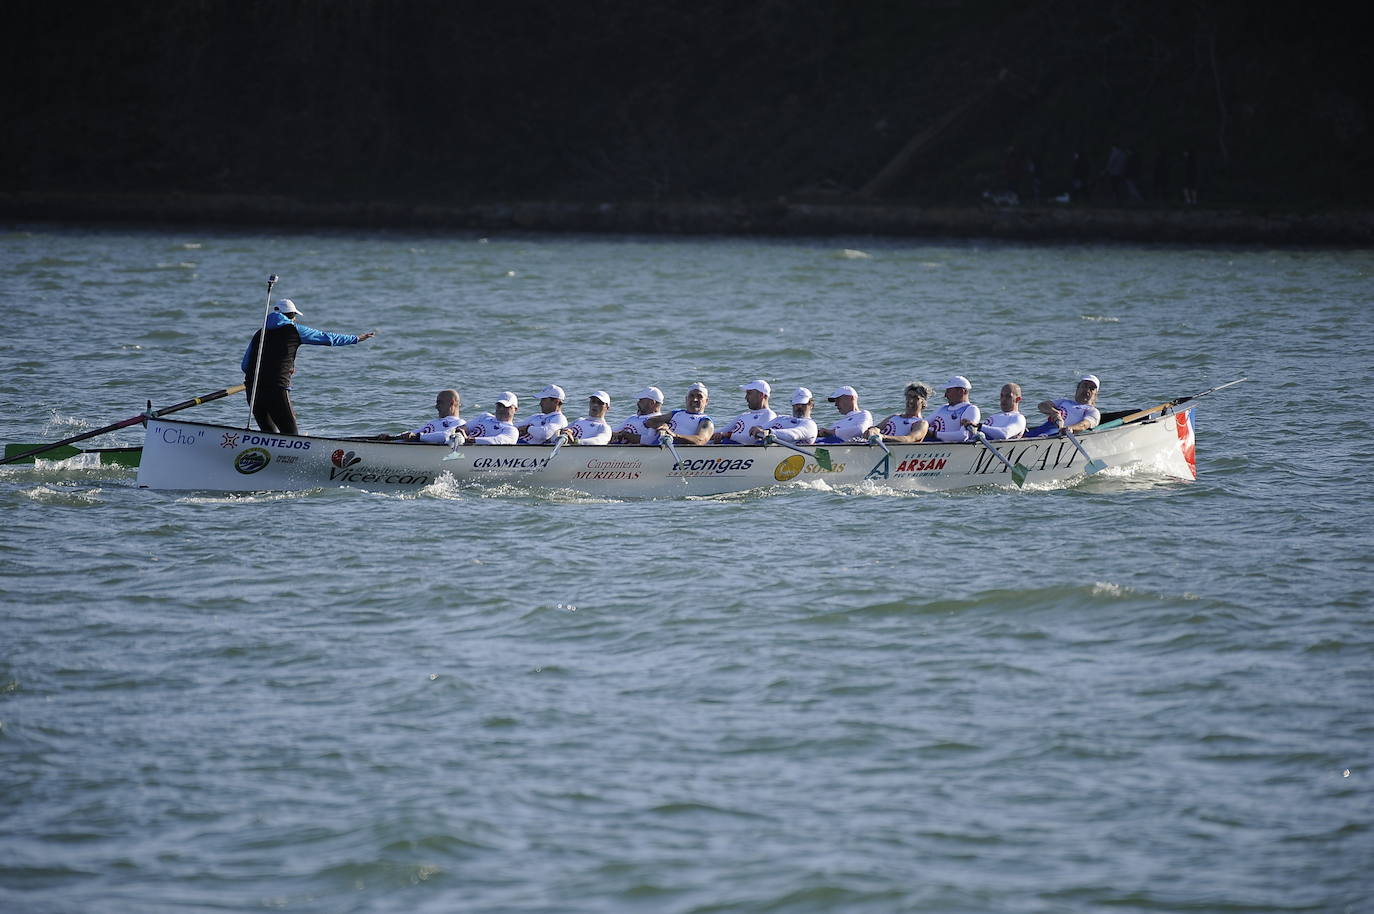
{"left": 636, "top": 386, "right": 664, "bottom": 403}
{"left": 945, "top": 376, "right": 972, "bottom": 391}
{"left": 827, "top": 385, "right": 858, "bottom": 401}
{"left": 537, "top": 384, "right": 566, "bottom": 400}
{"left": 495, "top": 391, "right": 519, "bottom": 407}
{"left": 687, "top": 382, "right": 708, "bottom": 396}
{"left": 589, "top": 390, "right": 611, "bottom": 404}
{"left": 790, "top": 387, "right": 814, "bottom": 405}
{"left": 740, "top": 379, "right": 771, "bottom": 396}
{"left": 1079, "top": 374, "right": 1100, "bottom": 389}
{"left": 273, "top": 298, "right": 301, "bottom": 315}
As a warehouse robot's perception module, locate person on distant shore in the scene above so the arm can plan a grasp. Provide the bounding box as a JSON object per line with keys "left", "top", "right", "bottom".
{"left": 867, "top": 382, "right": 931, "bottom": 443}
{"left": 609, "top": 386, "right": 665, "bottom": 445}
{"left": 753, "top": 387, "right": 818, "bottom": 445}
{"left": 378, "top": 389, "right": 464, "bottom": 442}
{"left": 1029, "top": 375, "right": 1101, "bottom": 437}
{"left": 979, "top": 383, "right": 1027, "bottom": 440}
{"left": 816, "top": 386, "right": 874, "bottom": 443}
{"left": 646, "top": 383, "right": 714, "bottom": 445}
{"left": 240, "top": 298, "right": 375, "bottom": 435}
{"left": 1182, "top": 149, "right": 1199, "bottom": 205}
{"left": 927, "top": 376, "right": 981, "bottom": 442}
{"left": 453, "top": 392, "right": 519, "bottom": 445}
{"left": 555, "top": 392, "right": 613, "bottom": 445}
{"left": 517, "top": 384, "right": 568, "bottom": 444}
{"left": 711, "top": 379, "right": 777, "bottom": 444}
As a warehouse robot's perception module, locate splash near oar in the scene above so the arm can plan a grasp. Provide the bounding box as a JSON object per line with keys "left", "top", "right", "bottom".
{"left": 0, "top": 384, "right": 246, "bottom": 466}
{"left": 973, "top": 429, "right": 1029, "bottom": 487}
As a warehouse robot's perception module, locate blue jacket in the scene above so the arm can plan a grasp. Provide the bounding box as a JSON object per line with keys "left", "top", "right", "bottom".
{"left": 241, "top": 312, "right": 361, "bottom": 387}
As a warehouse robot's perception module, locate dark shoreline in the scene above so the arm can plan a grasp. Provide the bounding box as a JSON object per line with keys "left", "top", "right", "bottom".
{"left": 4, "top": 192, "right": 1372, "bottom": 245}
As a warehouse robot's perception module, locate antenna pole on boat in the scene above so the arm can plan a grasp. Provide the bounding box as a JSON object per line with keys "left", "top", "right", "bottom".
{"left": 245, "top": 274, "right": 279, "bottom": 429}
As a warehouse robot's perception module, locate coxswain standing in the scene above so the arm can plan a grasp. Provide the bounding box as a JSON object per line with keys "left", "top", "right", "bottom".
{"left": 241, "top": 298, "right": 374, "bottom": 435}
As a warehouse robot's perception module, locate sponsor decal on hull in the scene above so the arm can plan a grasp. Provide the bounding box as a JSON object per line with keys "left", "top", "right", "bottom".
{"left": 234, "top": 447, "right": 271, "bottom": 475}
{"left": 669, "top": 457, "right": 755, "bottom": 478}
{"left": 774, "top": 455, "right": 846, "bottom": 481}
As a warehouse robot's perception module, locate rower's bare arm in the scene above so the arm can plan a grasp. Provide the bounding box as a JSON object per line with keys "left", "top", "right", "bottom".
{"left": 675, "top": 422, "right": 714, "bottom": 446}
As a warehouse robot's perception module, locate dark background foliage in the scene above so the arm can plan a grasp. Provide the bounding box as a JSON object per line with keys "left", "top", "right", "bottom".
{"left": 6, "top": 0, "right": 1368, "bottom": 209}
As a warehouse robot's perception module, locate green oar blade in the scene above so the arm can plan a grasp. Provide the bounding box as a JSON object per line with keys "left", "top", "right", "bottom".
{"left": 5, "top": 443, "right": 80, "bottom": 463}
{"left": 1011, "top": 463, "right": 1029, "bottom": 487}
{"left": 1084, "top": 458, "right": 1107, "bottom": 475}
{"left": 814, "top": 448, "right": 832, "bottom": 470}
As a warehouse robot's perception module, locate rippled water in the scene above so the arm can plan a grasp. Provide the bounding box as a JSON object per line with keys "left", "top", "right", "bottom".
{"left": 2, "top": 225, "right": 1371, "bottom": 913}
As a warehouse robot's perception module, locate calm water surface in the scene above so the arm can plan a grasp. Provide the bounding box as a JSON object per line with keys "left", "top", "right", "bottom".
{"left": 1, "top": 225, "right": 1371, "bottom": 913}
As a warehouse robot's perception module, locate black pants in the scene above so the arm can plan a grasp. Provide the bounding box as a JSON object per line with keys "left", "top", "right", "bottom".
{"left": 245, "top": 383, "right": 298, "bottom": 436}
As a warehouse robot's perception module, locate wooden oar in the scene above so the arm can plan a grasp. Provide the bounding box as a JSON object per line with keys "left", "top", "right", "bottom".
{"left": 658, "top": 431, "right": 690, "bottom": 485}
{"left": 1, "top": 384, "right": 246, "bottom": 466}
{"left": 1096, "top": 378, "right": 1246, "bottom": 430}
{"left": 973, "top": 430, "right": 1028, "bottom": 487}
{"left": 762, "top": 432, "right": 833, "bottom": 470}
{"left": 1062, "top": 428, "right": 1107, "bottom": 475}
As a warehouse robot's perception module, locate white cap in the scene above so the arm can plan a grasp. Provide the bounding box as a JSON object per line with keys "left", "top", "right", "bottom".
{"left": 636, "top": 386, "right": 664, "bottom": 403}
{"left": 273, "top": 298, "right": 301, "bottom": 315}
{"left": 687, "top": 382, "right": 708, "bottom": 396}
{"left": 790, "top": 387, "right": 814, "bottom": 405}
{"left": 589, "top": 390, "right": 610, "bottom": 404}
{"left": 495, "top": 391, "right": 519, "bottom": 407}
{"left": 827, "top": 385, "right": 857, "bottom": 401}
{"left": 1080, "top": 374, "right": 1100, "bottom": 389}
{"left": 537, "top": 384, "right": 566, "bottom": 400}
{"left": 740, "top": 379, "right": 771, "bottom": 396}
{"left": 945, "top": 376, "right": 971, "bottom": 391}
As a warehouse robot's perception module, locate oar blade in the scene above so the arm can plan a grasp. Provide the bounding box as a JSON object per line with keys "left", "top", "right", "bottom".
{"left": 1084, "top": 458, "right": 1108, "bottom": 475}
{"left": 5, "top": 443, "right": 80, "bottom": 463}
{"left": 814, "top": 448, "right": 832, "bottom": 470}
{"left": 1011, "top": 463, "right": 1029, "bottom": 487}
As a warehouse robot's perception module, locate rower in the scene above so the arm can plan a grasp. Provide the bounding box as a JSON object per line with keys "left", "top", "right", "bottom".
{"left": 867, "top": 382, "right": 931, "bottom": 443}
{"left": 378, "top": 388, "right": 464, "bottom": 442}
{"left": 753, "top": 387, "right": 818, "bottom": 444}
{"left": 711, "top": 379, "right": 777, "bottom": 444}
{"left": 1029, "top": 374, "right": 1101, "bottom": 437}
{"left": 816, "top": 385, "right": 874, "bottom": 443}
{"left": 609, "top": 386, "right": 664, "bottom": 445}
{"left": 518, "top": 384, "right": 569, "bottom": 444}
{"left": 454, "top": 392, "right": 519, "bottom": 445}
{"left": 645, "top": 382, "right": 714, "bottom": 445}
{"left": 556, "top": 391, "right": 613, "bottom": 445}
{"left": 980, "top": 383, "right": 1027, "bottom": 439}
{"left": 927, "top": 376, "right": 981, "bottom": 442}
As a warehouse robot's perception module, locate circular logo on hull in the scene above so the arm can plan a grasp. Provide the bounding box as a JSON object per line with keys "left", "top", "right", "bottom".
{"left": 234, "top": 447, "right": 271, "bottom": 475}
{"left": 774, "top": 454, "right": 805, "bottom": 481}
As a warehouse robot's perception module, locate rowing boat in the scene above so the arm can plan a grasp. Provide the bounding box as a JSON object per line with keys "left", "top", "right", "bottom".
{"left": 129, "top": 406, "right": 1200, "bottom": 495}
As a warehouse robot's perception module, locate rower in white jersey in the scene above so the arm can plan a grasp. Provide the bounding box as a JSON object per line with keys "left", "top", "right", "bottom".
{"left": 927, "top": 376, "right": 981, "bottom": 443}
{"left": 980, "top": 382, "right": 1027, "bottom": 439}
{"left": 1029, "top": 374, "right": 1101, "bottom": 437}
{"left": 555, "top": 391, "right": 613, "bottom": 445}
{"left": 609, "top": 386, "right": 664, "bottom": 445}
{"left": 517, "top": 384, "right": 569, "bottom": 444}
{"left": 867, "top": 382, "right": 931, "bottom": 444}
{"left": 454, "top": 391, "right": 519, "bottom": 444}
{"left": 377, "top": 388, "right": 465, "bottom": 442}
{"left": 816, "top": 385, "right": 874, "bottom": 443}
{"left": 711, "top": 379, "right": 777, "bottom": 444}
{"left": 645, "top": 382, "right": 714, "bottom": 445}
{"left": 753, "top": 387, "right": 818, "bottom": 444}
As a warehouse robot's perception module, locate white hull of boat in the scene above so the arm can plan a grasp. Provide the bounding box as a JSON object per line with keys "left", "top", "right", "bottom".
{"left": 135, "top": 408, "right": 1198, "bottom": 495}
